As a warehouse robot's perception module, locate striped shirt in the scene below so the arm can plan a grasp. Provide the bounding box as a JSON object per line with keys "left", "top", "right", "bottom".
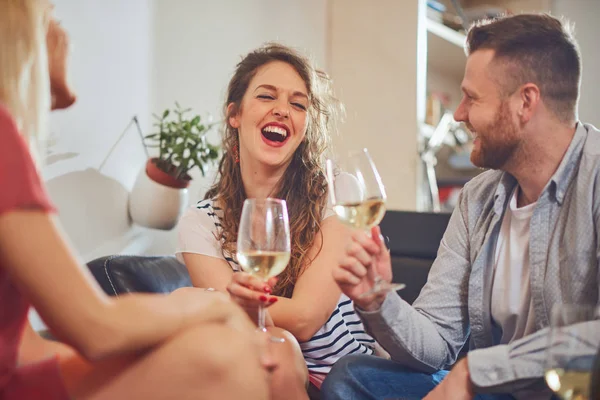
{"left": 176, "top": 199, "right": 375, "bottom": 374}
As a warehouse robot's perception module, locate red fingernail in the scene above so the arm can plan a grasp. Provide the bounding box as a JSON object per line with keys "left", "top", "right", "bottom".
{"left": 263, "top": 286, "right": 272, "bottom": 293}
{"left": 268, "top": 297, "right": 278, "bottom": 303}
{"left": 259, "top": 295, "right": 268, "bottom": 302}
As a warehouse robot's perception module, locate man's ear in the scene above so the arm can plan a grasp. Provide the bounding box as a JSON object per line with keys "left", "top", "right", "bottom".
{"left": 518, "top": 83, "right": 541, "bottom": 123}
{"left": 227, "top": 103, "right": 240, "bottom": 128}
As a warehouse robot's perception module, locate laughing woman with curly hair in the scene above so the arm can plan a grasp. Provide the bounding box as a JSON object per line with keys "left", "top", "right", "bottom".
{"left": 176, "top": 43, "right": 378, "bottom": 398}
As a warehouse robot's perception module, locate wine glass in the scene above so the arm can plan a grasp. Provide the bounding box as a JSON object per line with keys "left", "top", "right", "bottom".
{"left": 237, "top": 198, "right": 291, "bottom": 332}
{"left": 326, "top": 148, "right": 405, "bottom": 297}
{"left": 545, "top": 304, "right": 600, "bottom": 400}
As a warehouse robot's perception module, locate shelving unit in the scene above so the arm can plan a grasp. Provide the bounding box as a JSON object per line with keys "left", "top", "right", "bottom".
{"left": 426, "top": 19, "right": 466, "bottom": 82}
{"left": 417, "top": 1, "right": 473, "bottom": 211}
{"left": 417, "top": 0, "right": 552, "bottom": 211}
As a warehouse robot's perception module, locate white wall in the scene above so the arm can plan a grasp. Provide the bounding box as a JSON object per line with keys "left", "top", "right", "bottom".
{"left": 45, "top": 0, "right": 157, "bottom": 261}
{"left": 329, "top": 0, "right": 420, "bottom": 210}
{"left": 552, "top": 0, "right": 600, "bottom": 128}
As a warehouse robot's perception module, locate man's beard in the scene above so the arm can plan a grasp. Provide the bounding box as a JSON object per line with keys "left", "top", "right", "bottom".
{"left": 470, "top": 101, "right": 521, "bottom": 170}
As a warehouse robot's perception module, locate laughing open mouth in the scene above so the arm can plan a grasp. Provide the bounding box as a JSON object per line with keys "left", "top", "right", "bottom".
{"left": 261, "top": 124, "right": 289, "bottom": 143}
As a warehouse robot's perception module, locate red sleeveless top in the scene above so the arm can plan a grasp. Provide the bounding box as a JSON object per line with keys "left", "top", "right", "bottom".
{"left": 0, "top": 105, "right": 68, "bottom": 399}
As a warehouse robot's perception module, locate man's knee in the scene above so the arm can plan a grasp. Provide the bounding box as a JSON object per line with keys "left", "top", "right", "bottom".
{"left": 330, "top": 354, "right": 377, "bottom": 377}
{"left": 322, "top": 354, "right": 375, "bottom": 395}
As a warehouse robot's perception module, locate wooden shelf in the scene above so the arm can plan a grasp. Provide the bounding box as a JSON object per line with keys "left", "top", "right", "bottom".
{"left": 426, "top": 18, "right": 465, "bottom": 47}
{"left": 426, "top": 19, "right": 467, "bottom": 81}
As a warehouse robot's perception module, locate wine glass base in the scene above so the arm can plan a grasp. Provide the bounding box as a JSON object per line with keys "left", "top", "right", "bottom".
{"left": 257, "top": 327, "right": 286, "bottom": 343}
{"left": 358, "top": 282, "right": 406, "bottom": 298}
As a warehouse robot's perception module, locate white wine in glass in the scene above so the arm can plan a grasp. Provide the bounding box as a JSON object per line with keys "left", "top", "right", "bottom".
{"left": 326, "top": 148, "right": 405, "bottom": 297}
{"left": 333, "top": 198, "right": 387, "bottom": 230}
{"left": 236, "top": 198, "right": 291, "bottom": 332}
{"left": 236, "top": 250, "right": 290, "bottom": 280}
{"left": 545, "top": 304, "right": 600, "bottom": 400}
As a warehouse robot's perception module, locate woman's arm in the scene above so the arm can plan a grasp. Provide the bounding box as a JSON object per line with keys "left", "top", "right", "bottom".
{"left": 182, "top": 253, "right": 233, "bottom": 291}
{"left": 19, "top": 321, "right": 77, "bottom": 364}
{"left": 182, "top": 253, "right": 275, "bottom": 327}
{"left": 268, "top": 216, "right": 350, "bottom": 342}
{"left": 1, "top": 210, "right": 253, "bottom": 362}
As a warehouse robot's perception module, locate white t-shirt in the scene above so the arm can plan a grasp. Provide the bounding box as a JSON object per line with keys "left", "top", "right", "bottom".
{"left": 491, "top": 186, "right": 537, "bottom": 344}
{"left": 175, "top": 196, "right": 375, "bottom": 375}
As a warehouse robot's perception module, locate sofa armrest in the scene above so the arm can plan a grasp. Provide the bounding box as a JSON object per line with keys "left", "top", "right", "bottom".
{"left": 87, "top": 255, "right": 192, "bottom": 296}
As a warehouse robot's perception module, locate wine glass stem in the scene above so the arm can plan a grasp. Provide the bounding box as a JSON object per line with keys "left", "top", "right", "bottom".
{"left": 258, "top": 304, "right": 267, "bottom": 331}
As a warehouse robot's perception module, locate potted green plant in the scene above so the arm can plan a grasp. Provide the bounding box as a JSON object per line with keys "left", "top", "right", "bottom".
{"left": 129, "top": 102, "right": 220, "bottom": 230}
{"left": 144, "top": 102, "right": 220, "bottom": 188}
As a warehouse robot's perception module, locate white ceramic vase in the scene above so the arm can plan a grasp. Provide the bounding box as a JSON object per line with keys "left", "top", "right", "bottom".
{"left": 128, "top": 159, "right": 190, "bottom": 230}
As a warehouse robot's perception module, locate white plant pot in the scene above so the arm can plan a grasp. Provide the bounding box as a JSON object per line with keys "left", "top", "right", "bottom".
{"left": 128, "top": 165, "right": 189, "bottom": 230}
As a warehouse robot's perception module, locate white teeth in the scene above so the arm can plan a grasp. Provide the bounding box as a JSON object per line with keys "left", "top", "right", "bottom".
{"left": 262, "top": 125, "right": 287, "bottom": 138}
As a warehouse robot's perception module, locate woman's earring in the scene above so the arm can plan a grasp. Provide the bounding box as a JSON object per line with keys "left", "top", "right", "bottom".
{"left": 232, "top": 138, "right": 240, "bottom": 164}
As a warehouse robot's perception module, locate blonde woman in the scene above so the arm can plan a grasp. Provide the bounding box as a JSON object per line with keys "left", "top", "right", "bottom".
{"left": 0, "top": 2, "right": 270, "bottom": 399}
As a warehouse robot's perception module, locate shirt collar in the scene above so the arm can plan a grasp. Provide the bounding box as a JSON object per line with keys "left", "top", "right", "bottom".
{"left": 548, "top": 122, "right": 587, "bottom": 205}
{"left": 492, "top": 122, "right": 587, "bottom": 212}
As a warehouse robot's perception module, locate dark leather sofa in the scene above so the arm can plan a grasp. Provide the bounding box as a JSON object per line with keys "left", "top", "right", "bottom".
{"left": 379, "top": 210, "right": 451, "bottom": 304}
{"left": 87, "top": 210, "right": 451, "bottom": 301}
{"left": 88, "top": 254, "right": 192, "bottom": 296}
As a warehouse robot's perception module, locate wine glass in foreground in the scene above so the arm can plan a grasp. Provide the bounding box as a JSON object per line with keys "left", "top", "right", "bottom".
{"left": 545, "top": 304, "right": 600, "bottom": 400}
{"left": 237, "top": 198, "right": 291, "bottom": 332}
{"left": 326, "top": 148, "right": 405, "bottom": 298}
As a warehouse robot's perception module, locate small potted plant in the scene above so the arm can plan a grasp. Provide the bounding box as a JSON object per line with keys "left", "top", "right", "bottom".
{"left": 129, "top": 102, "right": 220, "bottom": 230}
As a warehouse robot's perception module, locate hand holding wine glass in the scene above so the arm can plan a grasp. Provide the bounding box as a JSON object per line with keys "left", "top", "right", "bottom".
{"left": 236, "top": 198, "right": 291, "bottom": 333}
{"left": 545, "top": 304, "right": 600, "bottom": 400}
{"left": 327, "top": 148, "right": 405, "bottom": 298}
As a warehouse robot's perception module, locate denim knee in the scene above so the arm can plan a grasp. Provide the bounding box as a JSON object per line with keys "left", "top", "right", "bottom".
{"left": 321, "top": 354, "right": 380, "bottom": 400}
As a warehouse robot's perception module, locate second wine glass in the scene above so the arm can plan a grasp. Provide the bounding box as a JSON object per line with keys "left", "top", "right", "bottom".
{"left": 326, "top": 148, "right": 405, "bottom": 297}
{"left": 236, "top": 198, "right": 291, "bottom": 332}
{"left": 545, "top": 304, "right": 600, "bottom": 400}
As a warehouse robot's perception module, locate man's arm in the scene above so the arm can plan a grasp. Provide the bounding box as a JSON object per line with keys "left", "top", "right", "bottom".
{"left": 336, "top": 190, "right": 473, "bottom": 372}
{"left": 466, "top": 319, "right": 599, "bottom": 393}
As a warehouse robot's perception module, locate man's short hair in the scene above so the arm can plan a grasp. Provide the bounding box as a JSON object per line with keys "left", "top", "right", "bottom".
{"left": 466, "top": 13, "right": 581, "bottom": 123}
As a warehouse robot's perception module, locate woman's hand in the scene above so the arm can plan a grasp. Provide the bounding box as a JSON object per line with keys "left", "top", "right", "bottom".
{"left": 170, "top": 287, "right": 256, "bottom": 334}
{"left": 226, "top": 272, "right": 279, "bottom": 313}
{"left": 46, "top": 17, "right": 77, "bottom": 110}
{"left": 332, "top": 226, "right": 393, "bottom": 311}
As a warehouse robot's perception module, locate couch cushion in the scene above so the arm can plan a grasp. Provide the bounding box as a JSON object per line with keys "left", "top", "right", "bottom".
{"left": 380, "top": 211, "right": 451, "bottom": 259}
{"left": 390, "top": 256, "right": 433, "bottom": 305}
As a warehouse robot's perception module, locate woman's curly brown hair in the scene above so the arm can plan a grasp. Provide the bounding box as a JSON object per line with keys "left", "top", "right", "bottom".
{"left": 204, "top": 43, "right": 342, "bottom": 298}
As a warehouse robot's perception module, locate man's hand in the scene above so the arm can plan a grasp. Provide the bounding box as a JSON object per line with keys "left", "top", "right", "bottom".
{"left": 332, "top": 226, "right": 393, "bottom": 312}
{"left": 423, "top": 358, "right": 475, "bottom": 400}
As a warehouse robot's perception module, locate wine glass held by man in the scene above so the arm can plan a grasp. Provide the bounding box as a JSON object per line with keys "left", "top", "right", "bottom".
{"left": 545, "top": 305, "right": 600, "bottom": 400}
{"left": 177, "top": 43, "right": 380, "bottom": 395}
{"left": 326, "top": 148, "right": 405, "bottom": 298}
{"left": 0, "top": 2, "right": 271, "bottom": 399}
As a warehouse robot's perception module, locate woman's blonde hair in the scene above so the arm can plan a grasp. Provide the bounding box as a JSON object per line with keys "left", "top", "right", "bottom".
{"left": 205, "top": 43, "right": 343, "bottom": 298}
{"left": 0, "top": 0, "right": 51, "bottom": 160}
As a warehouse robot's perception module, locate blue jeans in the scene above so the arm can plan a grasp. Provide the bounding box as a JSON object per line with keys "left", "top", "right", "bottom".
{"left": 321, "top": 354, "right": 516, "bottom": 400}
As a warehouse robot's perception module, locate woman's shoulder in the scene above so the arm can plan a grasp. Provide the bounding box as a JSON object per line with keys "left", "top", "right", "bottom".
{"left": 180, "top": 199, "right": 221, "bottom": 230}
{"left": 0, "top": 104, "right": 28, "bottom": 160}
{"left": 0, "top": 104, "right": 55, "bottom": 215}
